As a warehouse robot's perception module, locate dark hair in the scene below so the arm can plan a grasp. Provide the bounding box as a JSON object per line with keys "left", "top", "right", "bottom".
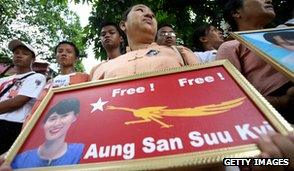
{"left": 157, "top": 24, "right": 174, "bottom": 31}
{"left": 263, "top": 31, "right": 294, "bottom": 45}
{"left": 54, "top": 41, "right": 80, "bottom": 58}
{"left": 101, "top": 21, "right": 125, "bottom": 37}
{"left": 223, "top": 0, "right": 244, "bottom": 31}
{"left": 193, "top": 24, "right": 213, "bottom": 51}
{"left": 44, "top": 98, "right": 80, "bottom": 123}
{"left": 155, "top": 24, "right": 175, "bottom": 41}
{"left": 100, "top": 21, "right": 127, "bottom": 54}
{"left": 122, "top": 4, "right": 151, "bottom": 21}
{"left": 122, "top": 6, "right": 133, "bottom": 21}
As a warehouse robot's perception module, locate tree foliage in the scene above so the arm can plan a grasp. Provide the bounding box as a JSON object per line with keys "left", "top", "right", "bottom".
{"left": 0, "top": 0, "right": 86, "bottom": 72}
{"left": 86, "top": 0, "right": 293, "bottom": 60}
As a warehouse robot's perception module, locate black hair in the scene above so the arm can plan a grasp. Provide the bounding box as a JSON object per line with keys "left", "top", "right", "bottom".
{"left": 223, "top": 0, "right": 244, "bottom": 31}
{"left": 43, "top": 98, "right": 80, "bottom": 123}
{"left": 101, "top": 21, "right": 125, "bottom": 37}
{"left": 54, "top": 41, "right": 80, "bottom": 58}
{"left": 157, "top": 24, "right": 174, "bottom": 31}
{"left": 122, "top": 6, "right": 133, "bottom": 21}
{"left": 100, "top": 21, "right": 127, "bottom": 54}
{"left": 193, "top": 24, "right": 213, "bottom": 51}
{"left": 263, "top": 31, "right": 294, "bottom": 45}
{"left": 155, "top": 24, "right": 175, "bottom": 41}
{"left": 122, "top": 4, "right": 151, "bottom": 21}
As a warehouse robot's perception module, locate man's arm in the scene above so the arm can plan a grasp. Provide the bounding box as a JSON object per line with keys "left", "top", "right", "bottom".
{"left": 0, "top": 95, "right": 31, "bottom": 114}
{"left": 176, "top": 45, "right": 201, "bottom": 65}
{"left": 216, "top": 41, "right": 242, "bottom": 71}
{"left": 89, "top": 63, "right": 105, "bottom": 81}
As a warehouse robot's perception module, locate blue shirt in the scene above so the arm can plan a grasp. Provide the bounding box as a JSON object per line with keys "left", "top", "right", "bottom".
{"left": 12, "top": 143, "right": 84, "bottom": 169}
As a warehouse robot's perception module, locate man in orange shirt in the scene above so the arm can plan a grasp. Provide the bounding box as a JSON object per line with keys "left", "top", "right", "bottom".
{"left": 90, "top": 4, "right": 200, "bottom": 80}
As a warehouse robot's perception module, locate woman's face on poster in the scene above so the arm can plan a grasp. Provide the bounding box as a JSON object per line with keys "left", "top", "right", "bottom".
{"left": 273, "top": 35, "right": 294, "bottom": 51}
{"left": 44, "top": 111, "right": 77, "bottom": 141}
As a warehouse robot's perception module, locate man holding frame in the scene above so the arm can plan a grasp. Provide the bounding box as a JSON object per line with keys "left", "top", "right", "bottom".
{"left": 216, "top": 0, "right": 293, "bottom": 123}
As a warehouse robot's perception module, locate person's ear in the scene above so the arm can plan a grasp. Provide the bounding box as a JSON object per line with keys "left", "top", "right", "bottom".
{"left": 31, "top": 56, "right": 36, "bottom": 64}
{"left": 119, "top": 21, "right": 126, "bottom": 32}
{"left": 119, "top": 36, "right": 123, "bottom": 43}
{"left": 199, "top": 36, "right": 208, "bottom": 43}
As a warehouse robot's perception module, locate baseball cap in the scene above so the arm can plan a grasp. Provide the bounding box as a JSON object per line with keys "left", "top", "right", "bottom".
{"left": 8, "top": 39, "right": 36, "bottom": 58}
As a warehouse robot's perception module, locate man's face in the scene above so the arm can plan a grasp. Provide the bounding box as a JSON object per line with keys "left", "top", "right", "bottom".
{"left": 124, "top": 4, "right": 157, "bottom": 37}
{"left": 156, "top": 26, "right": 177, "bottom": 47}
{"left": 43, "top": 111, "right": 76, "bottom": 141}
{"left": 239, "top": 0, "right": 275, "bottom": 22}
{"left": 100, "top": 25, "right": 122, "bottom": 49}
{"left": 56, "top": 43, "right": 76, "bottom": 67}
{"left": 12, "top": 46, "right": 34, "bottom": 68}
{"left": 273, "top": 35, "right": 294, "bottom": 51}
{"left": 204, "top": 26, "right": 224, "bottom": 49}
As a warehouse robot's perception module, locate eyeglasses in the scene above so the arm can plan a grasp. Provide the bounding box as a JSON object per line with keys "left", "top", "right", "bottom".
{"left": 159, "top": 32, "right": 176, "bottom": 37}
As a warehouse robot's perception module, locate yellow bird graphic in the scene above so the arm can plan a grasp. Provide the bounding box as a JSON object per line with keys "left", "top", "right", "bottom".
{"left": 106, "top": 97, "right": 246, "bottom": 128}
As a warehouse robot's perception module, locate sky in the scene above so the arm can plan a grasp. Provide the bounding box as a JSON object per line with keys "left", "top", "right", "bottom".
{"left": 68, "top": 2, "right": 99, "bottom": 74}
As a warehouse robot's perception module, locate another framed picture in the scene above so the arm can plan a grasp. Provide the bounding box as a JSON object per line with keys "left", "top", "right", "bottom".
{"left": 231, "top": 27, "right": 294, "bottom": 82}
{"left": 5, "top": 60, "right": 293, "bottom": 170}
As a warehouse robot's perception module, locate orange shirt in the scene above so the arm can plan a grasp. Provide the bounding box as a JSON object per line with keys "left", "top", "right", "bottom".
{"left": 91, "top": 43, "right": 199, "bottom": 80}
{"left": 216, "top": 40, "right": 289, "bottom": 96}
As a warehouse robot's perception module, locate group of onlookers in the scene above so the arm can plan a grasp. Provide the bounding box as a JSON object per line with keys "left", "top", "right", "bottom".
{"left": 0, "top": 0, "right": 293, "bottom": 170}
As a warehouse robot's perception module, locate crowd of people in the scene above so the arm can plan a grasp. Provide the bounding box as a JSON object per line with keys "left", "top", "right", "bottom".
{"left": 0, "top": 0, "right": 293, "bottom": 170}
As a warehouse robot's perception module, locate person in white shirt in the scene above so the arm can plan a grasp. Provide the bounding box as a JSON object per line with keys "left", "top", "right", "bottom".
{"left": 0, "top": 39, "right": 46, "bottom": 154}
{"left": 193, "top": 24, "right": 224, "bottom": 63}
{"left": 49, "top": 41, "right": 89, "bottom": 88}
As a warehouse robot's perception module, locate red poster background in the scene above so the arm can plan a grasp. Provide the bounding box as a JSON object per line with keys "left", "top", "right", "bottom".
{"left": 17, "top": 66, "right": 273, "bottom": 164}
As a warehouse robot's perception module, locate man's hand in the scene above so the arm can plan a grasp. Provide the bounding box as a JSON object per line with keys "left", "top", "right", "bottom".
{"left": 0, "top": 157, "right": 12, "bottom": 171}
{"left": 256, "top": 133, "right": 294, "bottom": 171}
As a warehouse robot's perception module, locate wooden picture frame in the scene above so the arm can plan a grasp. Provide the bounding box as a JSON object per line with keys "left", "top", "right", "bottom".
{"left": 230, "top": 27, "right": 294, "bottom": 82}
{"left": 5, "top": 60, "right": 293, "bottom": 170}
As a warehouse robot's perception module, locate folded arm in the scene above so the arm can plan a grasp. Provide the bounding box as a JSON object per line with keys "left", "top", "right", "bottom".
{"left": 0, "top": 95, "right": 31, "bottom": 114}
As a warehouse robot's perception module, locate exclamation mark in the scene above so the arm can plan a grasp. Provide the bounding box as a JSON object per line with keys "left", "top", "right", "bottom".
{"left": 150, "top": 83, "right": 155, "bottom": 91}
{"left": 217, "top": 72, "right": 225, "bottom": 80}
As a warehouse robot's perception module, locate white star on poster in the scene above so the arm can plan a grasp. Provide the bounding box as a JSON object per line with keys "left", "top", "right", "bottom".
{"left": 90, "top": 98, "right": 108, "bottom": 113}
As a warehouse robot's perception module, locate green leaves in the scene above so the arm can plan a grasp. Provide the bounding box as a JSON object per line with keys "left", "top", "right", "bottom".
{"left": 1, "top": 0, "right": 291, "bottom": 72}
{"left": 0, "top": 0, "right": 86, "bottom": 72}
{"left": 85, "top": 0, "right": 292, "bottom": 57}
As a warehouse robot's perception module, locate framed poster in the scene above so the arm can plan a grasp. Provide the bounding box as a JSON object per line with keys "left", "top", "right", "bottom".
{"left": 5, "top": 60, "right": 293, "bottom": 170}
{"left": 231, "top": 27, "right": 294, "bottom": 82}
